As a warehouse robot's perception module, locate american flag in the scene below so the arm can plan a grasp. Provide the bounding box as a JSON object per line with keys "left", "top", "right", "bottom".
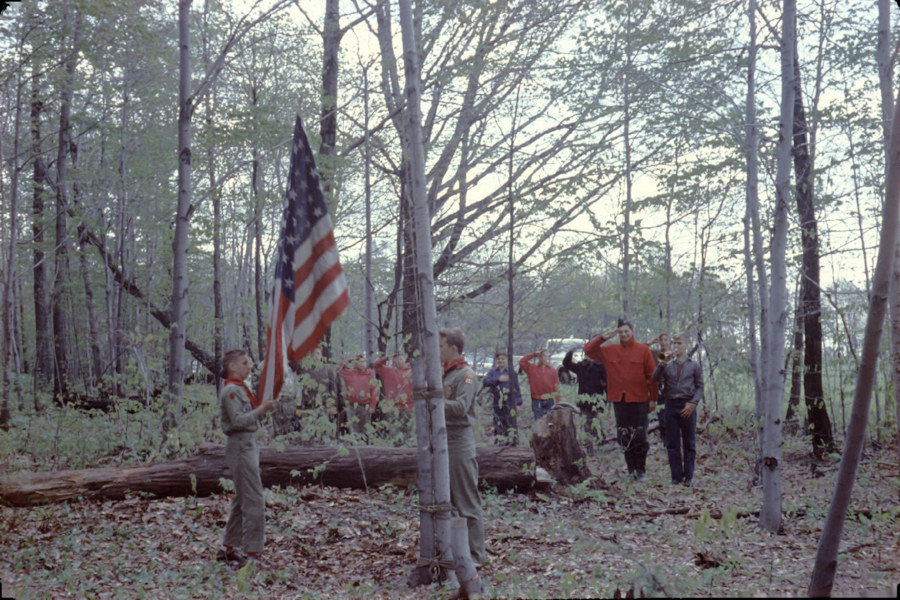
{"left": 257, "top": 113, "right": 349, "bottom": 405}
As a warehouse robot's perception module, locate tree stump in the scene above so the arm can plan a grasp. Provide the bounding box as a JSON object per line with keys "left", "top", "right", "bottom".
{"left": 530, "top": 403, "right": 593, "bottom": 488}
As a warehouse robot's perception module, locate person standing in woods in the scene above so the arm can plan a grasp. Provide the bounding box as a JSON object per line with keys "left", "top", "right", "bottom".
{"left": 518, "top": 349, "right": 561, "bottom": 421}
{"left": 584, "top": 320, "right": 658, "bottom": 481}
{"left": 439, "top": 327, "right": 486, "bottom": 567}
{"left": 653, "top": 333, "right": 703, "bottom": 486}
{"left": 337, "top": 355, "right": 379, "bottom": 437}
{"left": 217, "top": 348, "right": 276, "bottom": 567}
{"left": 291, "top": 345, "right": 342, "bottom": 442}
{"left": 562, "top": 345, "right": 608, "bottom": 455}
{"left": 650, "top": 332, "right": 672, "bottom": 442}
{"left": 482, "top": 350, "right": 522, "bottom": 446}
{"left": 372, "top": 353, "right": 414, "bottom": 437}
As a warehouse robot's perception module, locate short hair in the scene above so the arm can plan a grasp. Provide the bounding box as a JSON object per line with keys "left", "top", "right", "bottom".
{"left": 439, "top": 328, "right": 466, "bottom": 353}
{"left": 221, "top": 349, "right": 248, "bottom": 378}
{"left": 494, "top": 350, "right": 508, "bottom": 359}
{"left": 673, "top": 333, "right": 690, "bottom": 345}
{"left": 617, "top": 318, "right": 634, "bottom": 331}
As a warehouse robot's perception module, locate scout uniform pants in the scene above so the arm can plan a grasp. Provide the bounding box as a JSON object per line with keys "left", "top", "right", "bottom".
{"left": 223, "top": 432, "right": 265, "bottom": 553}
{"left": 447, "top": 426, "right": 485, "bottom": 566}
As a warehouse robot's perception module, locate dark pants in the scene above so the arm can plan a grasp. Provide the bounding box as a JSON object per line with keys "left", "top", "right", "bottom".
{"left": 612, "top": 401, "right": 649, "bottom": 474}
{"left": 532, "top": 398, "right": 554, "bottom": 422}
{"left": 578, "top": 395, "right": 605, "bottom": 453}
{"left": 492, "top": 392, "right": 516, "bottom": 446}
{"left": 663, "top": 401, "right": 697, "bottom": 483}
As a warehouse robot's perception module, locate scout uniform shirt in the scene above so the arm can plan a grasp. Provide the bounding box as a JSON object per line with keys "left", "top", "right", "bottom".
{"left": 442, "top": 358, "right": 478, "bottom": 429}
{"left": 220, "top": 377, "right": 266, "bottom": 434}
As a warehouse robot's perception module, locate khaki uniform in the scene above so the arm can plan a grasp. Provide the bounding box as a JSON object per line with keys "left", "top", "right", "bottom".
{"left": 220, "top": 381, "right": 267, "bottom": 554}
{"left": 443, "top": 363, "right": 485, "bottom": 565}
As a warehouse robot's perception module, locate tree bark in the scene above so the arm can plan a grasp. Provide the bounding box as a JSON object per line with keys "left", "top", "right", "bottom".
{"left": 760, "top": 0, "right": 796, "bottom": 534}
{"left": 30, "top": 69, "right": 52, "bottom": 389}
{"left": 0, "top": 444, "right": 537, "bottom": 507}
{"left": 878, "top": 0, "right": 900, "bottom": 465}
{"left": 51, "top": 5, "right": 82, "bottom": 401}
{"left": 167, "top": 0, "right": 193, "bottom": 425}
{"left": 530, "top": 405, "right": 592, "bottom": 488}
{"left": 808, "top": 60, "right": 900, "bottom": 600}
{"left": 397, "top": 0, "right": 475, "bottom": 589}
{"left": 790, "top": 38, "right": 834, "bottom": 457}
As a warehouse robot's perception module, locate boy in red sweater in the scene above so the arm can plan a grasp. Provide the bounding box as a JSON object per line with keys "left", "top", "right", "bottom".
{"left": 518, "top": 349, "right": 560, "bottom": 422}
{"left": 337, "top": 356, "right": 379, "bottom": 437}
{"left": 584, "top": 320, "right": 658, "bottom": 481}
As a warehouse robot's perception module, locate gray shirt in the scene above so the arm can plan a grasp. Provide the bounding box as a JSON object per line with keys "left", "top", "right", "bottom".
{"left": 220, "top": 381, "right": 266, "bottom": 435}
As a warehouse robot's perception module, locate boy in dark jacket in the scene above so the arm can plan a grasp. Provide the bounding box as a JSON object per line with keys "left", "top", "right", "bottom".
{"left": 482, "top": 350, "right": 522, "bottom": 446}
{"left": 652, "top": 333, "right": 703, "bottom": 486}
{"left": 562, "top": 346, "right": 607, "bottom": 455}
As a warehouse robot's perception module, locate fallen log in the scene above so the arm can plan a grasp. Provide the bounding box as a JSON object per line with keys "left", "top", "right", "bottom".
{"left": 0, "top": 444, "right": 537, "bottom": 507}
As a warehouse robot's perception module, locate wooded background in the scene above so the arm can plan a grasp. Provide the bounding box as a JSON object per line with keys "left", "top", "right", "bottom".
{"left": 0, "top": 0, "right": 896, "bottom": 465}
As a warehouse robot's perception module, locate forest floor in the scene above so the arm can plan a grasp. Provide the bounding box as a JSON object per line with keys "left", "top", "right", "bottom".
{"left": 0, "top": 405, "right": 897, "bottom": 599}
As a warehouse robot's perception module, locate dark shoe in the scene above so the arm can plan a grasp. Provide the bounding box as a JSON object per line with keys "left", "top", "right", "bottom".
{"left": 634, "top": 471, "right": 647, "bottom": 482}
{"left": 245, "top": 554, "right": 268, "bottom": 568}
{"left": 683, "top": 479, "right": 693, "bottom": 487}
{"left": 216, "top": 548, "right": 246, "bottom": 564}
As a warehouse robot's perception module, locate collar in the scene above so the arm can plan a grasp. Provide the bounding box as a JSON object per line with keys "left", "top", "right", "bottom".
{"left": 223, "top": 377, "right": 260, "bottom": 407}
{"left": 620, "top": 338, "right": 634, "bottom": 348}
{"left": 443, "top": 357, "right": 468, "bottom": 375}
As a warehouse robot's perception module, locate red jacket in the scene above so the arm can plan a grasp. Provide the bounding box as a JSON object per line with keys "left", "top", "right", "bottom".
{"left": 518, "top": 352, "right": 560, "bottom": 401}
{"left": 583, "top": 335, "right": 658, "bottom": 404}
{"left": 373, "top": 357, "right": 413, "bottom": 411}
{"left": 338, "top": 366, "right": 379, "bottom": 410}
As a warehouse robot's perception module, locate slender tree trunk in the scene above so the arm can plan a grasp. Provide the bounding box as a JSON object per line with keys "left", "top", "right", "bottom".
{"left": 878, "top": 0, "right": 900, "bottom": 464}
{"left": 397, "top": 0, "right": 479, "bottom": 591}
{"left": 621, "top": 22, "right": 633, "bottom": 318}
{"left": 30, "top": 70, "right": 52, "bottom": 390}
{"left": 363, "top": 64, "right": 376, "bottom": 361}
{"left": 745, "top": 0, "right": 770, "bottom": 485}
{"left": 70, "top": 141, "right": 103, "bottom": 385}
{"left": 790, "top": 38, "right": 834, "bottom": 457}
{"left": 251, "top": 83, "right": 264, "bottom": 361}
{"left": 318, "top": 0, "right": 340, "bottom": 359}
{"left": 52, "top": 6, "right": 82, "bottom": 401}
{"left": 808, "top": 69, "right": 900, "bottom": 600}
{"left": 785, "top": 287, "right": 803, "bottom": 431}
{"left": 201, "top": 2, "right": 223, "bottom": 392}
{"left": 1, "top": 60, "right": 23, "bottom": 428}
{"left": 760, "top": 0, "right": 796, "bottom": 534}
{"left": 167, "top": 0, "right": 194, "bottom": 426}
{"left": 507, "top": 85, "right": 521, "bottom": 446}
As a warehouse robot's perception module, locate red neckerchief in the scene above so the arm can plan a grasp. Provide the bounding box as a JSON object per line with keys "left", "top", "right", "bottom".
{"left": 442, "top": 357, "right": 469, "bottom": 376}
{"left": 223, "top": 377, "right": 260, "bottom": 408}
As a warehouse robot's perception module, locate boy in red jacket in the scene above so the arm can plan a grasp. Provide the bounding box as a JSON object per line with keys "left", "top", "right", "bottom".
{"left": 518, "top": 349, "right": 560, "bottom": 422}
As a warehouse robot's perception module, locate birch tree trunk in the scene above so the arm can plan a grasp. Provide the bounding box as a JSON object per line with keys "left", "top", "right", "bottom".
{"left": 760, "top": 0, "right": 796, "bottom": 534}
{"left": 167, "top": 0, "right": 193, "bottom": 425}
{"left": 808, "top": 66, "right": 900, "bottom": 600}
{"left": 397, "top": 0, "right": 479, "bottom": 592}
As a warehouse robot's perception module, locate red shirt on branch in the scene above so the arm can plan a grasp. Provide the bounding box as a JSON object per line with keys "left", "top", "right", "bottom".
{"left": 373, "top": 357, "right": 413, "bottom": 411}
{"left": 518, "top": 352, "right": 560, "bottom": 401}
{"left": 583, "top": 334, "right": 658, "bottom": 404}
{"left": 338, "top": 364, "right": 380, "bottom": 411}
